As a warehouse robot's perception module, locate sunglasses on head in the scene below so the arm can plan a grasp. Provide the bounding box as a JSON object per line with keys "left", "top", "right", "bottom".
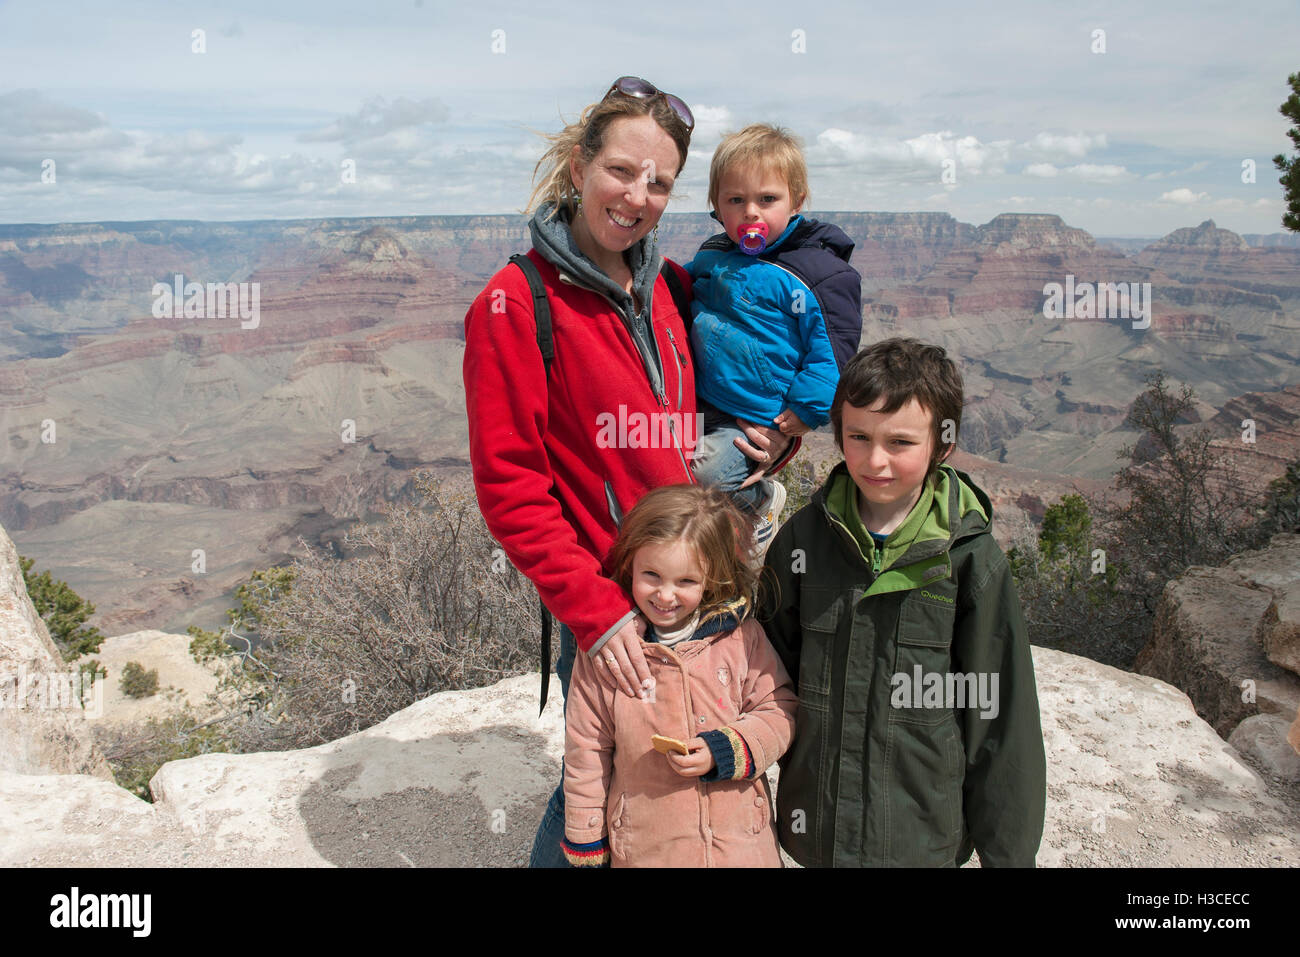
{"left": 604, "top": 76, "right": 694, "bottom": 132}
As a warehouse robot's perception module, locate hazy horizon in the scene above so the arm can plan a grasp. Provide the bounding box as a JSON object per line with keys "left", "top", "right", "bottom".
{"left": 0, "top": 210, "right": 1293, "bottom": 244}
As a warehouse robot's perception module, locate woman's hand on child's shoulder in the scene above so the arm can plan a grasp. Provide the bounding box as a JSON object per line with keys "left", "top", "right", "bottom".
{"left": 592, "top": 615, "right": 654, "bottom": 698}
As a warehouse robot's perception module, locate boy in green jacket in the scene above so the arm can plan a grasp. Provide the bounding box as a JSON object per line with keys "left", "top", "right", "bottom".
{"left": 759, "top": 337, "right": 1046, "bottom": 867}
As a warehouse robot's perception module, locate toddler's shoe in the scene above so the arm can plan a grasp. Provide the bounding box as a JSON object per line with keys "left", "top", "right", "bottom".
{"left": 749, "top": 479, "right": 787, "bottom": 565}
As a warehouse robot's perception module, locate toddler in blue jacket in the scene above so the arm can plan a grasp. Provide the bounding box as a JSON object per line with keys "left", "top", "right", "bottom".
{"left": 687, "top": 124, "right": 862, "bottom": 551}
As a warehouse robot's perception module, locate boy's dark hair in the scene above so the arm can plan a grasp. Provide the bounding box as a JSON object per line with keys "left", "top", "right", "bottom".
{"left": 830, "top": 337, "right": 963, "bottom": 478}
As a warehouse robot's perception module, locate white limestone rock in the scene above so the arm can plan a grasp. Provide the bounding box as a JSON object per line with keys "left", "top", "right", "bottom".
{"left": 1228, "top": 713, "right": 1300, "bottom": 784}
{"left": 0, "top": 525, "right": 111, "bottom": 779}
{"left": 87, "top": 630, "right": 228, "bottom": 727}
{"left": 3, "top": 647, "right": 1297, "bottom": 867}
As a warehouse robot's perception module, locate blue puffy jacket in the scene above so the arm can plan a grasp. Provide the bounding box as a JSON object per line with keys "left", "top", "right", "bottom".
{"left": 686, "top": 216, "right": 862, "bottom": 428}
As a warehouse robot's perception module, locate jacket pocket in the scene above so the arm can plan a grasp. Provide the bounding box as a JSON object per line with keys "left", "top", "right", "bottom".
{"left": 884, "top": 590, "right": 965, "bottom": 864}
{"left": 607, "top": 792, "right": 630, "bottom": 862}
{"left": 883, "top": 716, "right": 964, "bottom": 865}
{"left": 693, "top": 311, "right": 779, "bottom": 402}
{"left": 890, "top": 593, "right": 956, "bottom": 727}
{"left": 796, "top": 592, "right": 842, "bottom": 698}
{"left": 776, "top": 587, "right": 845, "bottom": 867}
{"left": 750, "top": 791, "right": 771, "bottom": 835}
{"left": 709, "top": 781, "right": 772, "bottom": 841}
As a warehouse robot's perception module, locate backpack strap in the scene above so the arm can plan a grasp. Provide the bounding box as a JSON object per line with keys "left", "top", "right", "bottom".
{"left": 508, "top": 253, "right": 556, "bottom": 715}
{"left": 504, "top": 254, "right": 694, "bottom": 715}
{"left": 510, "top": 253, "right": 554, "bottom": 376}
{"left": 513, "top": 253, "right": 691, "bottom": 371}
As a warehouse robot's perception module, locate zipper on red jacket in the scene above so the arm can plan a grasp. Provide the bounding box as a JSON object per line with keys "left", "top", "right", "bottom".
{"left": 654, "top": 377, "right": 696, "bottom": 482}
{"left": 554, "top": 267, "right": 669, "bottom": 402}
{"left": 556, "top": 268, "right": 694, "bottom": 482}
{"left": 662, "top": 328, "right": 696, "bottom": 481}
{"left": 556, "top": 270, "right": 673, "bottom": 410}
{"left": 666, "top": 326, "right": 685, "bottom": 410}
{"left": 665, "top": 413, "right": 693, "bottom": 482}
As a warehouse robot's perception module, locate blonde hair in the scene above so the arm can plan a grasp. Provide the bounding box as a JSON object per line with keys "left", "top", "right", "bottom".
{"left": 526, "top": 90, "right": 691, "bottom": 220}
{"left": 608, "top": 484, "right": 757, "bottom": 628}
{"left": 707, "top": 123, "right": 809, "bottom": 212}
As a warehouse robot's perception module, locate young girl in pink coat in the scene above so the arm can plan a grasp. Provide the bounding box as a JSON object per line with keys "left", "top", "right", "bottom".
{"left": 561, "top": 484, "right": 797, "bottom": 867}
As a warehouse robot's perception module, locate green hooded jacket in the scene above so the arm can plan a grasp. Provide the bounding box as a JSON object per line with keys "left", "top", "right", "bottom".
{"left": 759, "top": 462, "right": 1046, "bottom": 867}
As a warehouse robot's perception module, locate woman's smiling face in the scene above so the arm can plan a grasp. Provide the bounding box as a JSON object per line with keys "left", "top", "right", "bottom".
{"left": 569, "top": 114, "right": 680, "bottom": 272}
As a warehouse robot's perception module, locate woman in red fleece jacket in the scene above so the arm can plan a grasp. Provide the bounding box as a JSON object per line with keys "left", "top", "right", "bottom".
{"left": 463, "top": 78, "right": 789, "bottom": 867}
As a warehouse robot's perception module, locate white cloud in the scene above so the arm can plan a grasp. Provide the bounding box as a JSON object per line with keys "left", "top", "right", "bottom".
{"left": 687, "top": 105, "right": 735, "bottom": 146}
{"left": 0, "top": 88, "right": 547, "bottom": 209}
{"left": 809, "top": 128, "right": 1010, "bottom": 178}
{"left": 0, "top": 88, "right": 106, "bottom": 136}
{"left": 1067, "top": 164, "right": 1131, "bottom": 182}
{"left": 0, "top": 89, "right": 131, "bottom": 166}
{"left": 1021, "top": 132, "right": 1107, "bottom": 160}
{"left": 1024, "top": 163, "right": 1059, "bottom": 178}
{"left": 1146, "top": 160, "right": 1212, "bottom": 181}
{"left": 1024, "top": 162, "right": 1130, "bottom": 181}
{"left": 1160, "top": 188, "right": 1209, "bottom": 204}
{"left": 298, "top": 96, "right": 449, "bottom": 144}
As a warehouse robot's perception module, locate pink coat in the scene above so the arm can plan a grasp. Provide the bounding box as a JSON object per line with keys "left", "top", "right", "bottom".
{"left": 564, "top": 618, "right": 797, "bottom": 867}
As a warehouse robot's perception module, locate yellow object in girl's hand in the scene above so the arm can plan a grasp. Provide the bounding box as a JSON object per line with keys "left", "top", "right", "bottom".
{"left": 651, "top": 734, "right": 690, "bottom": 755}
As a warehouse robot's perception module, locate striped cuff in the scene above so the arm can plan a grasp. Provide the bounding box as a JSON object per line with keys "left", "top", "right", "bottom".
{"left": 562, "top": 836, "right": 611, "bottom": 868}
{"left": 699, "top": 727, "right": 754, "bottom": 781}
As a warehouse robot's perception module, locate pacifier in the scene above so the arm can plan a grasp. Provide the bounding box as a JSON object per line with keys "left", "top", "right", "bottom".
{"left": 738, "top": 221, "right": 768, "bottom": 255}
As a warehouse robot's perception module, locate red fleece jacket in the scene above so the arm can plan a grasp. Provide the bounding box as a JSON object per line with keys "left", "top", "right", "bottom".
{"left": 464, "top": 249, "right": 698, "bottom": 654}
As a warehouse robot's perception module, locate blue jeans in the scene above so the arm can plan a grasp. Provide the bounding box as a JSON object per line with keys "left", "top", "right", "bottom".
{"left": 528, "top": 621, "right": 577, "bottom": 867}
{"left": 691, "top": 403, "right": 767, "bottom": 514}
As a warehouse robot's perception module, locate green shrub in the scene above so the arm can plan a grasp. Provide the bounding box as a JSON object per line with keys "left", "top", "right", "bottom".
{"left": 1111, "top": 371, "right": 1253, "bottom": 586}
{"left": 120, "top": 661, "right": 159, "bottom": 699}
{"left": 1010, "top": 372, "right": 1292, "bottom": 669}
{"left": 1009, "top": 495, "right": 1141, "bottom": 667}
{"left": 78, "top": 658, "right": 106, "bottom": 682}
{"left": 187, "top": 625, "right": 231, "bottom": 664}
{"left": 1255, "top": 461, "right": 1300, "bottom": 538}
{"left": 18, "top": 557, "right": 104, "bottom": 660}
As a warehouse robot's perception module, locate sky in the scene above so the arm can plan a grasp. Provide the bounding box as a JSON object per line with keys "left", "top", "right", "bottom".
{"left": 1, "top": 0, "right": 1297, "bottom": 237}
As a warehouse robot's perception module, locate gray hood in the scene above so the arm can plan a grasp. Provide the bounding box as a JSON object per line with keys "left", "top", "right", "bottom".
{"left": 528, "top": 201, "right": 668, "bottom": 399}
{"left": 529, "top": 201, "right": 663, "bottom": 324}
